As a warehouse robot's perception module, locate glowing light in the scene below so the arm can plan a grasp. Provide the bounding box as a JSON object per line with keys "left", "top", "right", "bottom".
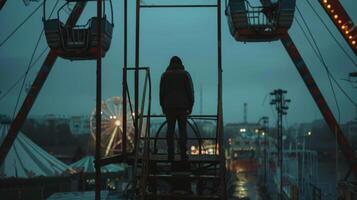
{"left": 208, "top": 148, "right": 214, "bottom": 154}
{"left": 327, "top": 4, "right": 331, "bottom": 9}
{"left": 191, "top": 146, "right": 196, "bottom": 151}
{"left": 115, "top": 120, "right": 121, "bottom": 126}
{"left": 334, "top": 14, "right": 338, "bottom": 19}
{"left": 342, "top": 25, "right": 346, "bottom": 29}
{"left": 323, "top": 0, "right": 327, "bottom": 3}
{"left": 349, "top": 36, "right": 353, "bottom": 40}
{"left": 352, "top": 41, "right": 356, "bottom": 45}
{"left": 307, "top": 131, "right": 312, "bottom": 136}
{"left": 240, "top": 128, "right": 246, "bottom": 133}
{"left": 262, "top": 132, "right": 265, "bottom": 136}
{"left": 338, "top": 20, "right": 342, "bottom": 24}
{"left": 345, "top": 30, "right": 349, "bottom": 34}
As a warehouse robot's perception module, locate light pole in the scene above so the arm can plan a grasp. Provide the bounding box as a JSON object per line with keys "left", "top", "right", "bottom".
{"left": 270, "top": 89, "right": 290, "bottom": 200}
{"left": 258, "top": 116, "right": 269, "bottom": 186}
{"left": 295, "top": 131, "right": 312, "bottom": 199}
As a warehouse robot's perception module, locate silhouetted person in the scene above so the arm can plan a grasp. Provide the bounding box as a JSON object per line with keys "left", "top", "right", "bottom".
{"left": 160, "top": 56, "right": 194, "bottom": 161}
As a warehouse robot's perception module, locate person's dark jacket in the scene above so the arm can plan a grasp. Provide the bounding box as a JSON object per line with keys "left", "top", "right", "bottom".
{"left": 160, "top": 63, "right": 194, "bottom": 113}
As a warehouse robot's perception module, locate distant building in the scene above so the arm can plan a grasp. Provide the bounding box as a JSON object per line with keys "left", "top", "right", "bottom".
{"left": 29, "top": 114, "right": 69, "bottom": 126}
{"left": 225, "top": 122, "right": 262, "bottom": 140}
{"left": 26, "top": 114, "right": 90, "bottom": 135}
{"left": 69, "top": 115, "right": 90, "bottom": 135}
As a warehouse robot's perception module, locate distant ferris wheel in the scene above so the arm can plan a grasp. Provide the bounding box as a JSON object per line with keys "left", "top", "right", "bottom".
{"left": 89, "top": 96, "right": 134, "bottom": 156}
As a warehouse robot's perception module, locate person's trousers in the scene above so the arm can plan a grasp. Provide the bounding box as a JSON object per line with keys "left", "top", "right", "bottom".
{"left": 165, "top": 108, "right": 188, "bottom": 160}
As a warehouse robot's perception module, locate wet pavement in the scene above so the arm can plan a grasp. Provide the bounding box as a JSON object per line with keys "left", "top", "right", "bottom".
{"left": 229, "top": 172, "right": 263, "bottom": 200}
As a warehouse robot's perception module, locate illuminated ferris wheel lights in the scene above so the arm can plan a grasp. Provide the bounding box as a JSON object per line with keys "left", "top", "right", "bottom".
{"left": 115, "top": 120, "right": 121, "bottom": 127}
{"left": 90, "top": 96, "right": 135, "bottom": 156}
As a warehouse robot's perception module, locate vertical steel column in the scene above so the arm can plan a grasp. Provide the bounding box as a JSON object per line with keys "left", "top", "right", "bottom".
{"left": 95, "top": 0, "right": 103, "bottom": 199}
{"left": 0, "top": 2, "right": 86, "bottom": 165}
{"left": 217, "top": 0, "right": 225, "bottom": 199}
{"left": 271, "top": 89, "right": 290, "bottom": 200}
{"left": 122, "top": 0, "right": 128, "bottom": 155}
{"left": 277, "top": 93, "right": 283, "bottom": 200}
{"left": 134, "top": 0, "right": 140, "bottom": 152}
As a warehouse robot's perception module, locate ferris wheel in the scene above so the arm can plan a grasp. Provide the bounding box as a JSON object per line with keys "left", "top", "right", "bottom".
{"left": 89, "top": 96, "right": 134, "bottom": 156}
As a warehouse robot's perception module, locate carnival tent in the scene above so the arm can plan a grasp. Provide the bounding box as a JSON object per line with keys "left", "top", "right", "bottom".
{"left": 0, "top": 124, "right": 72, "bottom": 178}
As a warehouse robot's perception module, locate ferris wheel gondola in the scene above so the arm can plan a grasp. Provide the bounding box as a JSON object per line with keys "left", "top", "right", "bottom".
{"left": 226, "top": 0, "right": 296, "bottom": 42}
{"left": 42, "top": 0, "right": 114, "bottom": 60}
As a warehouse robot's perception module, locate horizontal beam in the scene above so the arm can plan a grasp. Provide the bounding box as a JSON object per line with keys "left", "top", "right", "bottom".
{"left": 145, "top": 114, "right": 218, "bottom": 118}
{"left": 140, "top": 137, "right": 218, "bottom": 140}
{"left": 126, "top": 67, "right": 149, "bottom": 70}
{"left": 140, "top": 4, "right": 217, "bottom": 8}
{"left": 349, "top": 71, "right": 357, "bottom": 77}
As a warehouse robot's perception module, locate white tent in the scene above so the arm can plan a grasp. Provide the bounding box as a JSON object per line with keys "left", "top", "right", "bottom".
{"left": 70, "top": 156, "right": 125, "bottom": 173}
{"left": 0, "top": 124, "right": 72, "bottom": 178}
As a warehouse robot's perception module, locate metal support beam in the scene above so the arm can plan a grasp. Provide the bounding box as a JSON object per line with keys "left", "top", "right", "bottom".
{"left": 140, "top": 4, "right": 217, "bottom": 8}
{"left": 280, "top": 34, "right": 357, "bottom": 178}
{"left": 0, "top": 0, "right": 6, "bottom": 10}
{"left": 122, "top": 0, "right": 128, "bottom": 156}
{"left": 217, "top": 0, "right": 226, "bottom": 199}
{"left": 0, "top": 2, "right": 86, "bottom": 166}
{"left": 95, "top": 0, "right": 103, "bottom": 199}
{"left": 134, "top": 0, "right": 140, "bottom": 155}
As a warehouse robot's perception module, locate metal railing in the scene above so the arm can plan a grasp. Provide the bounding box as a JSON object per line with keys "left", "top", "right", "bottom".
{"left": 244, "top": 0, "right": 277, "bottom": 27}
{"left": 144, "top": 115, "right": 218, "bottom": 156}
{"left": 123, "top": 67, "right": 151, "bottom": 199}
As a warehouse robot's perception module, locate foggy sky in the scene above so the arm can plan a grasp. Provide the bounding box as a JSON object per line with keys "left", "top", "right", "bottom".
{"left": 0, "top": 0, "right": 356, "bottom": 125}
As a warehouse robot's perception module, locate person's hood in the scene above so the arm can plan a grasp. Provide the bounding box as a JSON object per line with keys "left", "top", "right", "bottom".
{"left": 166, "top": 63, "right": 184, "bottom": 71}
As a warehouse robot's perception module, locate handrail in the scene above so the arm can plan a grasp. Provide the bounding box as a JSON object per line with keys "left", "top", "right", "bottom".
{"left": 44, "top": 0, "right": 114, "bottom": 25}
{"left": 125, "top": 67, "right": 151, "bottom": 198}
{"left": 152, "top": 119, "right": 205, "bottom": 155}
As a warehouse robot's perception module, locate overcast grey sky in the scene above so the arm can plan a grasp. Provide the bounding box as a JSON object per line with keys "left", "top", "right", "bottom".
{"left": 0, "top": 0, "right": 356, "bottom": 125}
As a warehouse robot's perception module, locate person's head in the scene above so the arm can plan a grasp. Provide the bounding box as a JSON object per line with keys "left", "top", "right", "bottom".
{"left": 169, "top": 56, "right": 182, "bottom": 66}
{"left": 167, "top": 56, "right": 184, "bottom": 71}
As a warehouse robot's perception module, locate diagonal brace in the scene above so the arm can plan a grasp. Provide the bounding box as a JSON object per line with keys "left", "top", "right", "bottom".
{"left": 0, "top": 2, "right": 87, "bottom": 165}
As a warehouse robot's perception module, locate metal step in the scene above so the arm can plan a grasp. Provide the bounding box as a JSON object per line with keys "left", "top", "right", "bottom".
{"left": 147, "top": 174, "right": 220, "bottom": 181}
{"left": 147, "top": 154, "right": 220, "bottom": 164}
{"left": 145, "top": 192, "right": 220, "bottom": 200}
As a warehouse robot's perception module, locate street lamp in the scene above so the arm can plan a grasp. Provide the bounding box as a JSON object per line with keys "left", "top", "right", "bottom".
{"left": 295, "top": 131, "right": 312, "bottom": 198}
